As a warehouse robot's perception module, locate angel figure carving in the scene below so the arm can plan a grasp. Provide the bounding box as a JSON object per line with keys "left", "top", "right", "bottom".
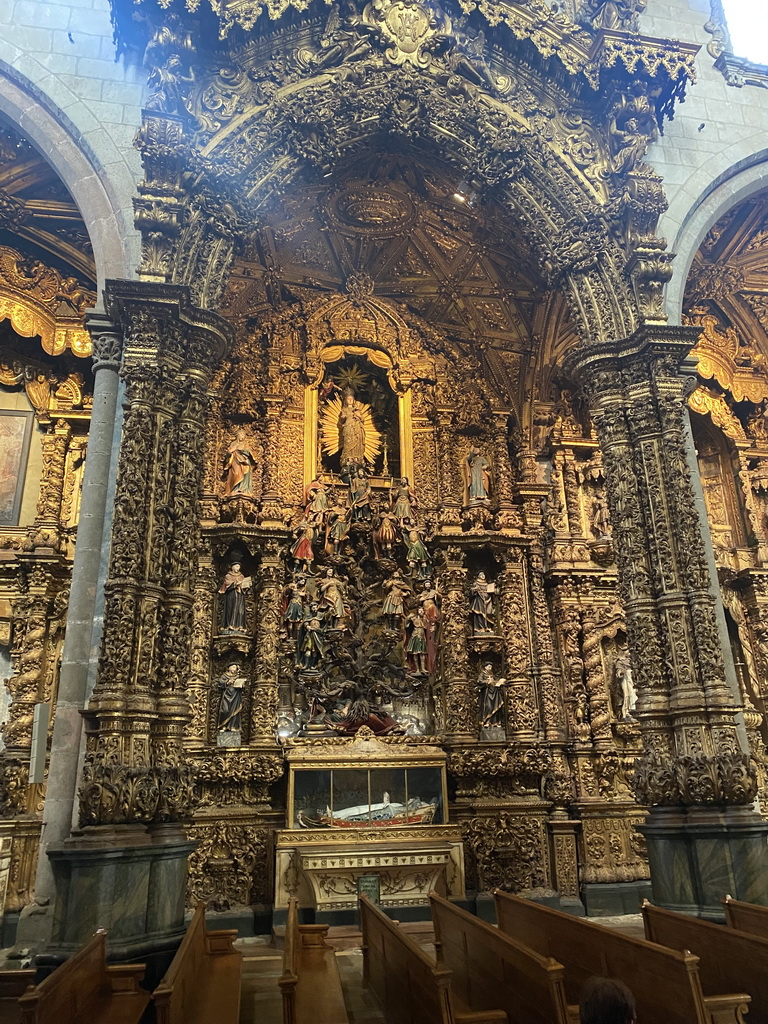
{"left": 321, "top": 386, "right": 381, "bottom": 471}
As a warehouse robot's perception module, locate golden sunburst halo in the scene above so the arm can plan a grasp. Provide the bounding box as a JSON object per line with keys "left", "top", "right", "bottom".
{"left": 320, "top": 394, "right": 382, "bottom": 465}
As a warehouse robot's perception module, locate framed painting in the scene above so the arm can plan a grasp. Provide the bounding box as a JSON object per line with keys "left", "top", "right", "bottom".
{"left": 0, "top": 411, "right": 33, "bottom": 527}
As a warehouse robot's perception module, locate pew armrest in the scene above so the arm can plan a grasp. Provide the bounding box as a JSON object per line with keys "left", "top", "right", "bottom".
{"left": 703, "top": 993, "right": 751, "bottom": 1024}
{"left": 204, "top": 929, "right": 240, "bottom": 957}
{"left": 105, "top": 964, "right": 147, "bottom": 994}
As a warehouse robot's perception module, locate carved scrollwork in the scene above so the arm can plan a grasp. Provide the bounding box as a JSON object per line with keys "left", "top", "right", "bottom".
{"left": 463, "top": 813, "right": 548, "bottom": 894}
{"left": 79, "top": 751, "right": 198, "bottom": 826}
{"left": 187, "top": 823, "right": 269, "bottom": 909}
{"left": 195, "top": 752, "right": 283, "bottom": 806}
{"left": 634, "top": 749, "right": 758, "bottom": 807}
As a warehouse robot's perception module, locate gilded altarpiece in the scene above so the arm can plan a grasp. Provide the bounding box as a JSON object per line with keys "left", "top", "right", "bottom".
{"left": 96, "top": 0, "right": 726, "bottom": 922}
{"left": 177, "top": 278, "right": 660, "bottom": 917}
{"left": 0, "top": 246, "right": 94, "bottom": 919}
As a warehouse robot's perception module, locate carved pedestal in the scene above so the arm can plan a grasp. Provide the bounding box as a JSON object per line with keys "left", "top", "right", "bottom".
{"left": 640, "top": 806, "right": 768, "bottom": 919}
{"left": 43, "top": 824, "right": 194, "bottom": 979}
{"left": 275, "top": 828, "right": 466, "bottom": 922}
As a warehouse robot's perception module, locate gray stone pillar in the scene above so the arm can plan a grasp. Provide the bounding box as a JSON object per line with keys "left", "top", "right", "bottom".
{"left": 18, "top": 314, "right": 121, "bottom": 941}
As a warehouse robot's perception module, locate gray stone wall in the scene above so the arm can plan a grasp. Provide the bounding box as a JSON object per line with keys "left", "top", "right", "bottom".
{"left": 639, "top": 0, "right": 768, "bottom": 316}
{"left": 0, "top": 0, "right": 144, "bottom": 285}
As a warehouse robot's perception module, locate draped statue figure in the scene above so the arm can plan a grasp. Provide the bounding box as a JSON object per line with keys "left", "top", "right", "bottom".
{"left": 320, "top": 383, "right": 381, "bottom": 470}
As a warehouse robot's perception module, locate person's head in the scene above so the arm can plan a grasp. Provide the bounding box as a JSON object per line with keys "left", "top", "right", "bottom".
{"left": 579, "top": 977, "right": 636, "bottom": 1024}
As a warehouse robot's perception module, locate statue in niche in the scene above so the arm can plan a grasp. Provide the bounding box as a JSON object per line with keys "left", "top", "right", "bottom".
{"left": 318, "top": 567, "right": 347, "bottom": 629}
{"left": 339, "top": 388, "right": 367, "bottom": 467}
{"left": 291, "top": 519, "right": 317, "bottom": 575}
{"left": 553, "top": 389, "right": 581, "bottom": 436}
{"left": 349, "top": 467, "right": 373, "bottom": 522}
{"left": 382, "top": 571, "right": 412, "bottom": 630}
{"left": 419, "top": 582, "right": 442, "bottom": 675}
{"left": 144, "top": 55, "right": 193, "bottom": 117}
{"left": 216, "top": 662, "right": 246, "bottom": 747}
{"left": 403, "top": 521, "right": 431, "bottom": 577}
{"left": 391, "top": 477, "right": 418, "bottom": 525}
{"left": 462, "top": 448, "right": 492, "bottom": 505}
{"left": 222, "top": 429, "right": 257, "bottom": 497}
{"left": 218, "top": 562, "right": 251, "bottom": 633}
{"left": 590, "top": 494, "right": 611, "bottom": 539}
{"left": 296, "top": 603, "right": 326, "bottom": 672}
{"left": 469, "top": 571, "right": 497, "bottom": 635}
{"left": 614, "top": 653, "right": 638, "bottom": 719}
{"left": 608, "top": 81, "right": 656, "bottom": 176}
{"left": 325, "top": 495, "right": 351, "bottom": 553}
{"left": 373, "top": 507, "right": 399, "bottom": 559}
{"left": 305, "top": 476, "right": 330, "bottom": 519}
{"left": 405, "top": 607, "right": 429, "bottom": 676}
{"left": 320, "top": 385, "right": 381, "bottom": 472}
{"left": 478, "top": 662, "right": 506, "bottom": 739}
{"left": 282, "top": 575, "right": 308, "bottom": 638}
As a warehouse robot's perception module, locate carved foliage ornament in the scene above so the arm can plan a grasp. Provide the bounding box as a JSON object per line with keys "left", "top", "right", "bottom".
{"left": 634, "top": 749, "right": 758, "bottom": 807}
{"left": 79, "top": 751, "right": 198, "bottom": 826}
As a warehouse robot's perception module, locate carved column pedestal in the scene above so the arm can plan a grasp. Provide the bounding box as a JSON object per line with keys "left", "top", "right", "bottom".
{"left": 43, "top": 824, "right": 194, "bottom": 980}
{"left": 640, "top": 807, "right": 768, "bottom": 920}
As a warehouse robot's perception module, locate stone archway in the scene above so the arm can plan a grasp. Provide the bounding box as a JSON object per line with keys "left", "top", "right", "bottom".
{"left": 0, "top": 60, "right": 138, "bottom": 290}
{"left": 124, "top": 0, "right": 701, "bottom": 349}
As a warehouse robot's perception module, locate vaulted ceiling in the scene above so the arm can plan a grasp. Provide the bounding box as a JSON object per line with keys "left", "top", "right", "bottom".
{"left": 685, "top": 191, "right": 768, "bottom": 355}
{"left": 0, "top": 120, "right": 96, "bottom": 291}
{"left": 223, "top": 148, "right": 550, "bottom": 354}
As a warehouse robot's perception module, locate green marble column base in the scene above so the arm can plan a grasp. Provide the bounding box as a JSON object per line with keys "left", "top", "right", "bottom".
{"left": 41, "top": 823, "right": 194, "bottom": 978}
{"left": 581, "top": 880, "right": 652, "bottom": 917}
{"left": 640, "top": 806, "right": 768, "bottom": 920}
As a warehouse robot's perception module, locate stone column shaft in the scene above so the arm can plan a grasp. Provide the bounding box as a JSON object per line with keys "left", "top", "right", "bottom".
{"left": 32, "top": 313, "right": 121, "bottom": 904}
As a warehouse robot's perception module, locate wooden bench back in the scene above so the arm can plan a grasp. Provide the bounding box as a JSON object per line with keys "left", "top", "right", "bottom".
{"left": 360, "top": 894, "right": 454, "bottom": 1024}
{"left": 18, "top": 932, "right": 111, "bottom": 1023}
{"left": 153, "top": 903, "right": 207, "bottom": 1024}
{"left": 643, "top": 901, "right": 765, "bottom": 1019}
{"left": 430, "top": 892, "right": 569, "bottom": 1024}
{"left": 494, "top": 890, "right": 709, "bottom": 1024}
{"left": 723, "top": 896, "right": 768, "bottom": 939}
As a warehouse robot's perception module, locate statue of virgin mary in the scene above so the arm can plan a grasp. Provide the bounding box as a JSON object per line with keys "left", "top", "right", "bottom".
{"left": 320, "top": 385, "right": 381, "bottom": 469}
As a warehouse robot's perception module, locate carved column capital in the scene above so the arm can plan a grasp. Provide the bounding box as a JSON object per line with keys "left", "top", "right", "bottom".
{"left": 86, "top": 312, "right": 123, "bottom": 373}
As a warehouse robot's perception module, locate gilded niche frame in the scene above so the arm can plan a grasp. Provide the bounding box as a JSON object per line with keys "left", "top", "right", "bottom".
{"left": 304, "top": 343, "right": 414, "bottom": 488}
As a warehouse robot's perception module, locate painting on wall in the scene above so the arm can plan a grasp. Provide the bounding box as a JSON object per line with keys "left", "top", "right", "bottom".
{"left": 0, "top": 412, "right": 33, "bottom": 527}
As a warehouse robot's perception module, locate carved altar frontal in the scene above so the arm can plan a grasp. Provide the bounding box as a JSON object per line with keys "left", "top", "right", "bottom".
{"left": 276, "top": 730, "right": 465, "bottom": 914}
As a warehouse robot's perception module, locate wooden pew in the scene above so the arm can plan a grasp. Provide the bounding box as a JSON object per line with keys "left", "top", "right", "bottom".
{"left": 429, "top": 891, "right": 573, "bottom": 1024}
{"left": 17, "top": 931, "right": 147, "bottom": 1024}
{"left": 494, "top": 890, "right": 750, "bottom": 1024}
{"left": 152, "top": 902, "right": 241, "bottom": 1024}
{"left": 0, "top": 970, "right": 35, "bottom": 1024}
{"left": 279, "top": 897, "right": 349, "bottom": 1024}
{"left": 723, "top": 895, "right": 768, "bottom": 939}
{"left": 643, "top": 900, "right": 768, "bottom": 1024}
{"left": 360, "top": 893, "right": 507, "bottom": 1024}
